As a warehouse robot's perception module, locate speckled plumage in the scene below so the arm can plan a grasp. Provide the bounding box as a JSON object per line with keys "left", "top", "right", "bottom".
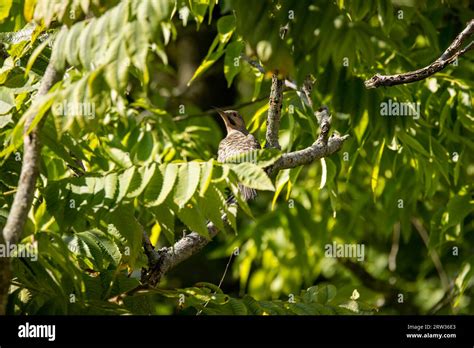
{"left": 217, "top": 110, "right": 261, "bottom": 201}
{"left": 217, "top": 130, "right": 261, "bottom": 162}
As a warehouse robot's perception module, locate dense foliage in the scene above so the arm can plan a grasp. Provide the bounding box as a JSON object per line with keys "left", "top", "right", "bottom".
{"left": 0, "top": 0, "right": 472, "bottom": 315}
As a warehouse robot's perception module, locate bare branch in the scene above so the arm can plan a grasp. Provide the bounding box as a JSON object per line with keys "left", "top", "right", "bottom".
{"left": 268, "top": 107, "right": 348, "bottom": 175}
{"left": 265, "top": 73, "right": 283, "bottom": 149}
{"left": 0, "top": 61, "right": 62, "bottom": 314}
{"left": 365, "top": 19, "right": 474, "bottom": 88}
{"left": 142, "top": 219, "right": 220, "bottom": 286}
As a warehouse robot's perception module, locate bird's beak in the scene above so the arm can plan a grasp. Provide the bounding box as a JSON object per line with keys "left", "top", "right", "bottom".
{"left": 213, "top": 107, "right": 235, "bottom": 131}
{"left": 213, "top": 107, "right": 229, "bottom": 126}
{"left": 213, "top": 107, "right": 226, "bottom": 119}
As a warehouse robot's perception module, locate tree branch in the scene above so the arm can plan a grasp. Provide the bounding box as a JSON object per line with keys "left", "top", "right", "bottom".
{"left": 265, "top": 73, "right": 283, "bottom": 149}
{"left": 268, "top": 107, "right": 348, "bottom": 175}
{"left": 141, "top": 219, "right": 221, "bottom": 286}
{"left": 0, "top": 61, "right": 62, "bottom": 315}
{"left": 364, "top": 19, "right": 474, "bottom": 88}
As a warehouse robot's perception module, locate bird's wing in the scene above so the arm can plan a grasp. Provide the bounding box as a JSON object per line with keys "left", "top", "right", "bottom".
{"left": 247, "top": 133, "right": 261, "bottom": 150}
{"left": 217, "top": 131, "right": 260, "bottom": 163}
{"left": 217, "top": 131, "right": 261, "bottom": 201}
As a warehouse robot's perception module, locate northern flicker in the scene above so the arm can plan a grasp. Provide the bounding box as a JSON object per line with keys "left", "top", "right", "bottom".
{"left": 217, "top": 109, "right": 261, "bottom": 201}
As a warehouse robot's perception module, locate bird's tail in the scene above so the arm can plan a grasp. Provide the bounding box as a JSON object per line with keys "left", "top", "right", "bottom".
{"left": 225, "top": 184, "right": 257, "bottom": 204}
{"left": 238, "top": 184, "right": 257, "bottom": 201}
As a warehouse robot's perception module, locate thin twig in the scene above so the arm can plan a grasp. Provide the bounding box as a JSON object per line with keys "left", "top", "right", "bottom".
{"left": 365, "top": 19, "right": 474, "bottom": 88}
{"left": 196, "top": 251, "right": 234, "bottom": 315}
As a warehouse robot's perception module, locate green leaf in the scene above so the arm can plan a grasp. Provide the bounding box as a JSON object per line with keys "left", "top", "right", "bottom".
{"left": 65, "top": 21, "right": 86, "bottom": 67}
{"left": 0, "top": 87, "right": 15, "bottom": 114}
{"left": 188, "top": 0, "right": 208, "bottom": 28}
{"left": 417, "top": 13, "right": 440, "bottom": 52}
{"left": 0, "top": 0, "right": 12, "bottom": 21}
{"left": 397, "top": 131, "right": 430, "bottom": 157}
{"left": 0, "top": 114, "right": 13, "bottom": 128}
{"left": 196, "top": 189, "right": 225, "bottom": 231}
{"left": 174, "top": 162, "right": 201, "bottom": 207}
{"left": 116, "top": 167, "right": 135, "bottom": 203}
{"left": 199, "top": 160, "right": 214, "bottom": 196}
{"left": 224, "top": 40, "right": 244, "bottom": 87}
{"left": 127, "top": 163, "right": 157, "bottom": 198}
{"left": 319, "top": 158, "right": 327, "bottom": 189}
{"left": 230, "top": 162, "right": 274, "bottom": 191}
{"left": 242, "top": 295, "right": 265, "bottom": 315}
{"left": 187, "top": 49, "right": 225, "bottom": 86}
{"left": 227, "top": 298, "right": 248, "bottom": 315}
{"left": 145, "top": 163, "right": 178, "bottom": 206}
{"left": 354, "top": 110, "right": 369, "bottom": 143}
{"left": 51, "top": 26, "right": 68, "bottom": 72}
{"left": 151, "top": 204, "right": 176, "bottom": 245}
{"left": 443, "top": 194, "right": 474, "bottom": 231}
{"left": 104, "top": 173, "right": 118, "bottom": 207}
{"left": 377, "top": 0, "right": 393, "bottom": 34}
{"left": 371, "top": 138, "right": 385, "bottom": 198}
{"left": 272, "top": 169, "right": 290, "bottom": 210}
{"left": 25, "top": 36, "right": 53, "bottom": 76}
{"left": 217, "top": 15, "right": 236, "bottom": 44}
{"left": 103, "top": 145, "right": 133, "bottom": 168}
{"left": 303, "top": 285, "right": 337, "bottom": 304}
{"left": 74, "top": 231, "right": 105, "bottom": 270}
{"left": 252, "top": 70, "right": 263, "bottom": 101}
{"left": 176, "top": 200, "right": 210, "bottom": 239}
{"left": 76, "top": 231, "right": 122, "bottom": 269}
{"left": 207, "top": 0, "right": 217, "bottom": 24}
{"left": 107, "top": 206, "right": 142, "bottom": 268}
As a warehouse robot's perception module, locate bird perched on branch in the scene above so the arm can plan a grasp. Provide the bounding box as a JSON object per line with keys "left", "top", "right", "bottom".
{"left": 216, "top": 109, "right": 261, "bottom": 201}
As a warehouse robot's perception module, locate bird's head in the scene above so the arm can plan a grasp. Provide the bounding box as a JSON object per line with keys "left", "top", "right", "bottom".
{"left": 216, "top": 109, "right": 247, "bottom": 133}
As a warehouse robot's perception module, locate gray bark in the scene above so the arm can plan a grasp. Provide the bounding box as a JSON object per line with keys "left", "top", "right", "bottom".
{"left": 0, "top": 61, "right": 62, "bottom": 315}
{"left": 365, "top": 19, "right": 474, "bottom": 88}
